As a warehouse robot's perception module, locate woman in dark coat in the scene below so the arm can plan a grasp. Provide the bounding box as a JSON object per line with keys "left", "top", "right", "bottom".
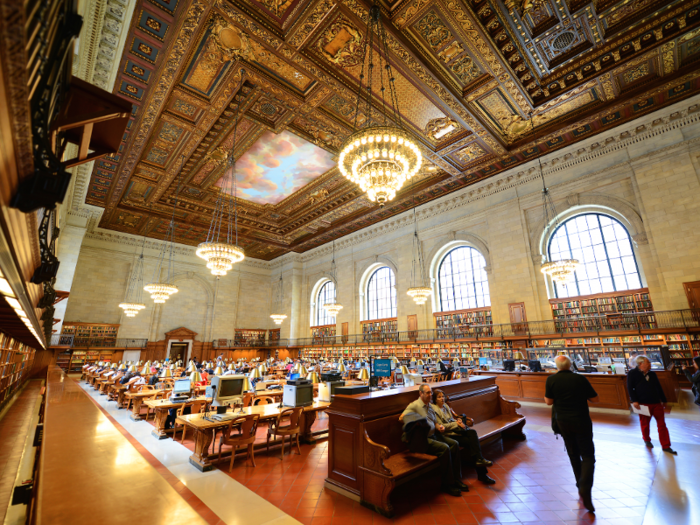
{"left": 684, "top": 356, "right": 700, "bottom": 407}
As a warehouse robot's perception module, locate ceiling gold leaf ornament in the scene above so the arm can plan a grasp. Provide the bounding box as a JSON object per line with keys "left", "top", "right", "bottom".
{"left": 211, "top": 18, "right": 255, "bottom": 61}
{"left": 425, "top": 117, "right": 461, "bottom": 141}
{"left": 317, "top": 16, "right": 365, "bottom": 67}
{"left": 338, "top": 1, "right": 422, "bottom": 206}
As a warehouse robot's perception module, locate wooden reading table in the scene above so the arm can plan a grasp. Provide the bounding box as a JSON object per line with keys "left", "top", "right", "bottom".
{"left": 144, "top": 396, "right": 209, "bottom": 439}
{"left": 176, "top": 400, "right": 330, "bottom": 471}
{"left": 125, "top": 389, "right": 162, "bottom": 421}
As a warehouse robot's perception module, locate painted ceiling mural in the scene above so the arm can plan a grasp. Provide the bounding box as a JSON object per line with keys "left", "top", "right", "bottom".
{"left": 89, "top": 0, "right": 700, "bottom": 260}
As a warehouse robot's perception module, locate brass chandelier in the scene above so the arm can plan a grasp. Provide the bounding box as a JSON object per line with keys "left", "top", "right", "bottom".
{"left": 144, "top": 158, "right": 184, "bottom": 303}
{"left": 323, "top": 241, "right": 343, "bottom": 317}
{"left": 337, "top": 1, "right": 421, "bottom": 206}
{"left": 119, "top": 236, "right": 146, "bottom": 317}
{"left": 197, "top": 89, "right": 245, "bottom": 275}
{"left": 407, "top": 207, "right": 431, "bottom": 305}
{"left": 270, "top": 275, "right": 287, "bottom": 325}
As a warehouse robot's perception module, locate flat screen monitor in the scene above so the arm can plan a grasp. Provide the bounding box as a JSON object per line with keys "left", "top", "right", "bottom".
{"left": 503, "top": 360, "right": 515, "bottom": 372}
{"left": 528, "top": 360, "right": 542, "bottom": 372}
{"left": 210, "top": 375, "right": 245, "bottom": 407}
{"left": 478, "top": 357, "right": 489, "bottom": 366}
{"left": 288, "top": 373, "right": 300, "bottom": 380}
{"left": 373, "top": 359, "right": 392, "bottom": 378}
{"left": 173, "top": 379, "right": 191, "bottom": 394}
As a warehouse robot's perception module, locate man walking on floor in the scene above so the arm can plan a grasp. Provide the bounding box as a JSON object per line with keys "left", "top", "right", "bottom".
{"left": 545, "top": 355, "right": 599, "bottom": 513}
{"left": 627, "top": 355, "right": 677, "bottom": 455}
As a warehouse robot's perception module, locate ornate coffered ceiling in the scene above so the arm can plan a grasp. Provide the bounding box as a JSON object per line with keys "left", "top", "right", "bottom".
{"left": 85, "top": 0, "right": 700, "bottom": 260}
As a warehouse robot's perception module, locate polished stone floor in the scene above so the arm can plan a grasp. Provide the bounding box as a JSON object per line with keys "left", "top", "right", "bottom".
{"left": 4, "top": 376, "right": 697, "bottom": 525}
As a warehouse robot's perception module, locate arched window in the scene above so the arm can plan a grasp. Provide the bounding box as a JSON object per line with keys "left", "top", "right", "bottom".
{"left": 366, "top": 267, "right": 396, "bottom": 320}
{"left": 316, "top": 281, "right": 336, "bottom": 326}
{"left": 548, "top": 213, "right": 642, "bottom": 298}
{"left": 438, "top": 247, "right": 491, "bottom": 311}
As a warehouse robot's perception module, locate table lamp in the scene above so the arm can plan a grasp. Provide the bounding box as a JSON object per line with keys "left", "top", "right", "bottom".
{"left": 141, "top": 364, "right": 150, "bottom": 374}
{"left": 417, "top": 360, "right": 425, "bottom": 367}
{"left": 410, "top": 357, "right": 416, "bottom": 364}
{"left": 242, "top": 376, "right": 253, "bottom": 392}
{"left": 259, "top": 362, "right": 268, "bottom": 374}
{"left": 189, "top": 369, "right": 202, "bottom": 383}
{"left": 127, "top": 365, "right": 136, "bottom": 373}
{"left": 119, "top": 363, "right": 127, "bottom": 371}
{"left": 249, "top": 367, "right": 262, "bottom": 380}
{"left": 227, "top": 363, "right": 235, "bottom": 371}
{"left": 213, "top": 365, "right": 224, "bottom": 376}
{"left": 338, "top": 362, "right": 347, "bottom": 373}
{"left": 160, "top": 368, "right": 172, "bottom": 378}
{"left": 513, "top": 351, "right": 525, "bottom": 360}
{"left": 187, "top": 362, "right": 196, "bottom": 373}
{"left": 307, "top": 371, "right": 321, "bottom": 384}
{"left": 298, "top": 364, "right": 308, "bottom": 376}
{"left": 358, "top": 368, "right": 370, "bottom": 382}
{"left": 111, "top": 363, "right": 118, "bottom": 369}
{"left": 400, "top": 365, "right": 410, "bottom": 375}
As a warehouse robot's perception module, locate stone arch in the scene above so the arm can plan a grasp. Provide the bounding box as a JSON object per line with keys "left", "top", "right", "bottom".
{"left": 310, "top": 276, "right": 334, "bottom": 327}
{"left": 357, "top": 256, "right": 399, "bottom": 321}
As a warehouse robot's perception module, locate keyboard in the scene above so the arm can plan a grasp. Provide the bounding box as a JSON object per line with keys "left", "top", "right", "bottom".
{"left": 210, "top": 413, "right": 237, "bottom": 422}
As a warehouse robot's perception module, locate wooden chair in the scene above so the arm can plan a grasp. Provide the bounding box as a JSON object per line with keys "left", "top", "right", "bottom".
{"left": 266, "top": 407, "right": 303, "bottom": 459}
{"left": 178, "top": 400, "right": 206, "bottom": 443}
{"left": 145, "top": 390, "right": 169, "bottom": 421}
{"left": 242, "top": 392, "right": 253, "bottom": 407}
{"left": 218, "top": 414, "right": 260, "bottom": 471}
{"left": 253, "top": 396, "right": 275, "bottom": 406}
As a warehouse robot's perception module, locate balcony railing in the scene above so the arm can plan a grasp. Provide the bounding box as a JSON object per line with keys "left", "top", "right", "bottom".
{"left": 212, "top": 309, "right": 700, "bottom": 349}
{"left": 50, "top": 336, "right": 148, "bottom": 348}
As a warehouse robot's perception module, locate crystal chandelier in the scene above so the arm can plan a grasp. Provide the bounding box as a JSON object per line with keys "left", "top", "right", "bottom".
{"left": 270, "top": 275, "right": 287, "bottom": 325}
{"left": 197, "top": 89, "right": 245, "bottom": 275}
{"left": 337, "top": 1, "right": 421, "bottom": 206}
{"left": 533, "top": 115, "right": 580, "bottom": 285}
{"left": 144, "top": 157, "right": 184, "bottom": 303}
{"left": 323, "top": 241, "right": 343, "bottom": 316}
{"left": 407, "top": 207, "right": 431, "bottom": 305}
{"left": 119, "top": 236, "right": 146, "bottom": 317}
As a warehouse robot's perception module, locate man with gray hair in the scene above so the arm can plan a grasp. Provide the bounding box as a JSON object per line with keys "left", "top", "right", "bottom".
{"left": 627, "top": 355, "right": 676, "bottom": 454}
{"left": 545, "top": 355, "right": 599, "bottom": 514}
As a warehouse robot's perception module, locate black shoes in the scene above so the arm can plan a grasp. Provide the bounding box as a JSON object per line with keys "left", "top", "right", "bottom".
{"left": 644, "top": 441, "right": 653, "bottom": 449}
{"left": 455, "top": 481, "right": 470, "bottom": 492}
{"left": 442, "top": 485, "right": 462, "bottom": 497}
{"left": 475, "top": 458, "right": 493, "bottom": 467}
{"left": 478, "top": 475, "right": 496, "bottom": 485}
{"left": 663, "top": 448, "right": 678, "bottom": 455}
{"left": 579, "top": 491, "right": 595, "bottom": 513}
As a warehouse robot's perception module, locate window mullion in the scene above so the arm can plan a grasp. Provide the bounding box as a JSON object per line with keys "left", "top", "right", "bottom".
{"left": 597, "top": 214, "right": 618, "bottom": 292}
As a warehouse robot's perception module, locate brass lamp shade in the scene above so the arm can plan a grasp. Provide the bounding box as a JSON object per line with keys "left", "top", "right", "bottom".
{"left": 190, "top": 370, "right": 202, "bottom": 383}
{"left": 417, "top": 360, "right": 425, "bottom": 366}
{"left": 338, "top": 362, "right": 347, "bottom": 373}
{"left": 227, "top": 363, "right": 235, "bottom": 371}
{"left": 259, "top": 363, "right": 268, "bottom": 374}
{"left": 513, "top": 351, "right": 525, "bottom": 360}
{"left": 242, "top": 376, "right": 253, "bottom": 392}
{"left": 144, "top": 361, "right": 151, "bottom": 368}
{"left": 410, "top": 357, "right": 416, "bottom": 364}
{"left": 213, "top": 365, "right": 224, "bottom": 376}
{"left": 400, "top": 365, "right": 410, "bottom": 375}
{"left": 307, "top": 371, "right": 321, "bottom": 384}
{"left": 188, "top": 363, "right": 196, "bottom": 372}
{"left": 141, "top": 365, "right": 150, "bottom": 374}
{"left": 119, "top": 364, "right": 127, "bottom": 371}
{"left": 111, "top": 363, "right": 118, "bottom": 369}
{"left": 358, "top": 368, "right": 370, "bottom": 381}
{"left": 298, "top": 364, "right": 308, "bottom": 376}
{"left": 249, "top": 367, "right": 262, "bottom": 379}
{"left": 127, "top": 365, "right": 136, "bottom": 373}
{"left": 557, "top": 350, "right": 568, "bottom": 356}
{"left": 160, "top": 368, "right": 172, "bottom": 378}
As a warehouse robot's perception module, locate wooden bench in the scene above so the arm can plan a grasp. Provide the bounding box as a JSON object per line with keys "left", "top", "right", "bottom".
{"left": 360, "top": 387, "right": 525, "bottom": 517}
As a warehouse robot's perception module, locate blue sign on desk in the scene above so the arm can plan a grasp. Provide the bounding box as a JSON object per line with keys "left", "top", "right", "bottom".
{"left": 373, "top": 359, "right": 392, "bottom": 378}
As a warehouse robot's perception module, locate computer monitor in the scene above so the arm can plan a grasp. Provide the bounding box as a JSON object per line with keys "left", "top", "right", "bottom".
{"left": 173, "top": 379, "right": 191, "bottom": 395}
{"left": 288, "top": 373, "right": 300, "bottom": 380}
{"left": 528, "top": 360, "right": 542, "bottom": 372}
{"left": 478, "top": 357, "right": 489, "bottom": 366}
{"left": 503, "top": 360, "right": 515, "bottom": 372}
{"left": 210, "top": 375, "right": 245, "bottom": 407}
{"left": 373, "top": 359, "right": 392, "bottom": 378}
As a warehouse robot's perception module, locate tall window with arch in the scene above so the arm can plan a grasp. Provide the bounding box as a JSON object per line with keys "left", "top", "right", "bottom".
{"left": 316, "top": 280, "right": 337, "bottom": 326}
{"left": 366, "top": 267, "right": 397, "bottom": 320}
{"left": 548, "top": 213, "right": 642, "bottom": 298}
{"left": 438, "top": 246, "right": 491, "bottom": 311}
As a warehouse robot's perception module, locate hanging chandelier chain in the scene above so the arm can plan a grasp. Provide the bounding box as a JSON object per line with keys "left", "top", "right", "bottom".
{"left": 352, "top": 25, "right": 369, "bottom": 131}
{"left": 378, "top": 16, "right": 402, "bottom": 128}
{"left": 165, "top": 155, "right": 185, "bottom": 284}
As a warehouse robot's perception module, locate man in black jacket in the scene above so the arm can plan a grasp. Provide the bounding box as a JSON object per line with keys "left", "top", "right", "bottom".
{"left": 627, "top": 355, "right": 676, "bottom": 454}
{"left": 545, "top": 355, "right": 599, "bottom": 513}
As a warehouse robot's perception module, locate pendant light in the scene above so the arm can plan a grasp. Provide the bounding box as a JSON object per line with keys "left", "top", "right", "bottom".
{"left": 144, "top": 156, "right": 184, "bottom": 303}
{"left": 323, "top": 241, "right": 343, "bottom": 317}
{"left": 407, "top": 206, "right": 431, "bottom": 305}
{"left": 337, "top": 0, "right": 421, "bottom": 206}
{"left": 270, "top": 275, "right": 287, "bottom": 325}
{"left": 197, "top": 87, "right": 245, "bottom": 275}
{"left": 119, "top": 236, "right": 146, "bottom": 317}
{"left": 532, "top": 115, "right": 580, "bottom": 285}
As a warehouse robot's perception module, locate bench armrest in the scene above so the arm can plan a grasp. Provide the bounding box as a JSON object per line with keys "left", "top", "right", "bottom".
{"left": 363, "top": 430, "right": 392, "bottom": 476}
{"left": 499, "top": 396, "right": 523, "bottom": 417}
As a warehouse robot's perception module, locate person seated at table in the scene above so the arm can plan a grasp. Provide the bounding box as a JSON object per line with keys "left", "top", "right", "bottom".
{"left": 148, "top": 370, "right": 160, "bottom": 386}
{"left": 126, "top": 373, "right": 145, "bottom": 388}
{"left": 432, "top": 389, "right": 495, "bottom": 485}
{"left": 120, "top": 371, "right": 135, "bottom": 384}
{"left": 198, "top": 366, "right": 209, "bottom": 383}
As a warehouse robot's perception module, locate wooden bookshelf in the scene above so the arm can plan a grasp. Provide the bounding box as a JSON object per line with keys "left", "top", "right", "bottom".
{"left": 0, "top": 332, "right": 36, "bottom": 407}
{"left": 434, "top": 308, "right": 492, "bottom": 338}
{"left": 233, "top": 329, "right": 266, "bottom": 347}
{"left": 62, "top": 323, "right": 119, "bottom": 346}
{"left": 361, "top": 318, "right": 398, "bottom": 342}
{"left": 311, "top": 325, "right": 336, "bottom": 341}
{"left": 269, "top": 329, "right": 281, "bottom": 342}
{"left": 550, "top": 288, "right": 654, "bottom": 332}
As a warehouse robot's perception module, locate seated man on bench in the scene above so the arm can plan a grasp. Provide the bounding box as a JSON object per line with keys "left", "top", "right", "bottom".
{"left": 399, "top": 384, "right": 470, "bottom": 497}
{"left": 433, "top": 389, "right": 496, "bottom": 485}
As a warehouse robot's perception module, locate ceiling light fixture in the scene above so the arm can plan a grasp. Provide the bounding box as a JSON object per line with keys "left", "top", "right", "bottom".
{"left": 119, "top": 236, "right": 146, "bottom": 317}
{"left": 197, "top": 84, "right": 245, "bottom": 275}
{"left": 407, "top": 204, "right": 431, "bottom": 305}
{"left": 270, "top": 275, "right": 287, "bottom": 325}
{"left": 531, "top": 115, "right": 580, "bottom": 285}
{"left": 145, "top": 158, "right": 185, "bottom": 303}
{"left": 337, "top": 1, "right": 421, "bottom": 206}
{"left": 323, "top": 241, "right": 343, "bottom": 317}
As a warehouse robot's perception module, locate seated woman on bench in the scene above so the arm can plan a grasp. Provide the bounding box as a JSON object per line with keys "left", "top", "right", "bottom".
{"left": 432, "top": 389, "right": 496, "bottom": 485}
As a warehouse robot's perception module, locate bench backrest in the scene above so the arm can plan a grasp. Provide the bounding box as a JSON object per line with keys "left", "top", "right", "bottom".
{"left": 364, "top": 414, "right": 408, "bottom": 456}
{"left": 447, "top": 388, "right": 501, "bottom": 424}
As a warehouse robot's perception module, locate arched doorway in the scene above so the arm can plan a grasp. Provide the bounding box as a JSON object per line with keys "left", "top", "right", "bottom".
{"left": 165, "top": 327, "right": 198, "bottom": 362}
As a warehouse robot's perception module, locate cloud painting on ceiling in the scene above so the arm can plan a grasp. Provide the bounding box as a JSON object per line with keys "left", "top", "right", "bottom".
{"left": 217, "top": 130, "right": 335, "bottom": 204}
